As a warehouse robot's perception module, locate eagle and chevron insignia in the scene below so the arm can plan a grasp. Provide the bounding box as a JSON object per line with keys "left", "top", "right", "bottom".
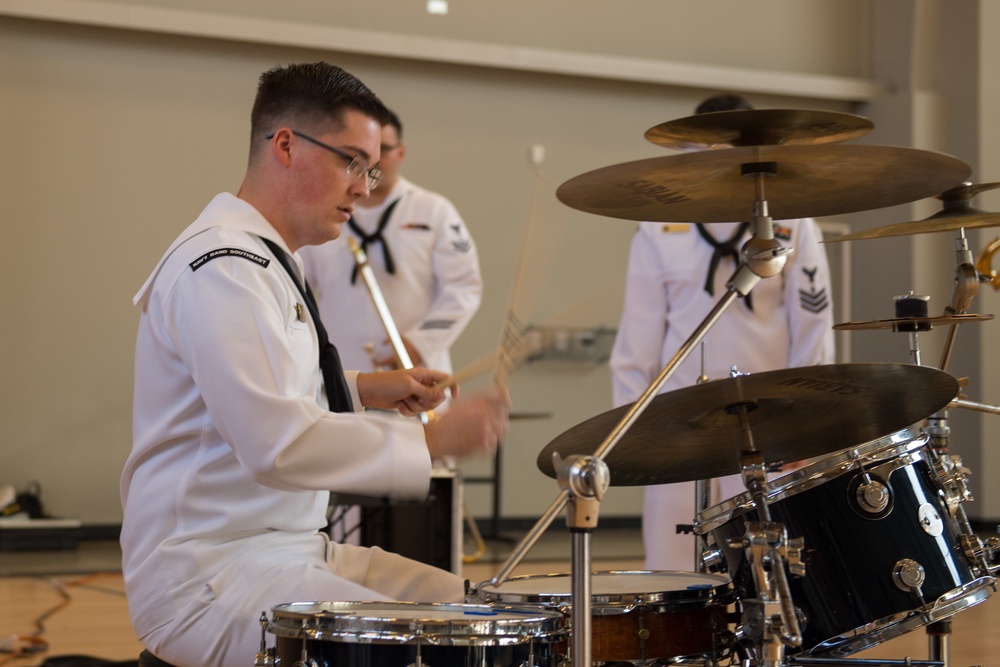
{"left": 799, "top": 266, "right": 829, "bottom": 313}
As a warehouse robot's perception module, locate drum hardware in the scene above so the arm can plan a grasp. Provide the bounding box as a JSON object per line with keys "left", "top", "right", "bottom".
{"left": 788, "top": 658, "right": 943, "bottom": 666}
{"left": 695, "top": 430, "right": 995, "bottom": 658}
{"left": 470, "top": 570, "right": 736, "bottom": 664}
{"left": 644, "top": 109, "right": 875, "bottom": 150}
{"left": 892, "top": 558, "right": 927, "bottom": 596}
{"left": 254, "top": 612, "right": 274, "bottom": 666}
{"left": 495, "top": 153, "right": 800, "bottom": 666}
{"left": 262, "top": 601, "right": 566, "bottom": 666}
{"left": 732, "top": 440, "right": 804, "bottom": 667}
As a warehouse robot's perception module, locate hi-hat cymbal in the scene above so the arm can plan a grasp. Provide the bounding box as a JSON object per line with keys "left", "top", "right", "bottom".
{"left": 537, "top": 363, "right": 957, "bottom": 486}
{"left": 825, "top": 181, "right": 1000, "bottom": 242}
{"left": 556, "top": 145, "right": 970, "bottom": 223}
{"left": 645, "top": 109, "right": 874, "bottom": 150}
{"left": 833, "top": 314, "right": 993, "bottom": 331}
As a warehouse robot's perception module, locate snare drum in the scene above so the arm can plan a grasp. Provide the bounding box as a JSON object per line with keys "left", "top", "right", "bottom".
{"left": 472, "top": 570, "right": 733, "bottom": 663}
{"left": 696, "top": 429, "right": 995, "bottom": 657}
{"left": 267, "top": 601, "right": 565, "bottom": 666}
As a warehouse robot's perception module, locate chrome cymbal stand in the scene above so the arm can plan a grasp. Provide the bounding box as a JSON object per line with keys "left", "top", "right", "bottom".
{"left": 488, "top": 165, "right": 791, "bottom": 665}
{"left": 729, "top": 409, "right": 805, "bottom": 667}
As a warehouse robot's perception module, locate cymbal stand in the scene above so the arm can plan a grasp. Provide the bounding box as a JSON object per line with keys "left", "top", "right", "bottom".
{"left": 937, "top": 226, "right": 982, "bottom": 372}
{"left": 893, "top": 288, "right": 991, "bottom": 667}
{"left": 729, "top": 406, "right": 804, "bottom": 667}
{"left": 487, "top": 167, "right": 791, "bottom": 664}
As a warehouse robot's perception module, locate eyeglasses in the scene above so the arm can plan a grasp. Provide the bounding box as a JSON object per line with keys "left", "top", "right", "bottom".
{"left": 265, "top": 130, "right": 383, "bottom": 190}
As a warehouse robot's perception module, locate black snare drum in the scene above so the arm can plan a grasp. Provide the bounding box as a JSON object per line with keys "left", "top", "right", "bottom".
{"left": 267, "top": 600, "right": 565, "bottom": 666}
{"left": 696, "top": 430, "right": 995, "bottom": 657}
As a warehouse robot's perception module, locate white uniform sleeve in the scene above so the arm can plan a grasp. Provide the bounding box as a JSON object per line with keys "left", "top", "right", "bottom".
{"left": 404, "top": 199, "right": 482, "bottom": 364}
{"left": 163, "top": 251, "right": 431, "bottom": 499}
{"left": 784, "top": 219, "right": 836, "bottom": 367}
{"left": 610, "top": 225, "right": 668, "bottom": 407}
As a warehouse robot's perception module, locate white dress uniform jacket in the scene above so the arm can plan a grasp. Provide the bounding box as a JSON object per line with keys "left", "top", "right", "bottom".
{"left": 121, "top": 193, "right": 464, "bottom": 666}
{"left": 610, "top": 219, "right": 835, "bottom": 571}
{"left": 299, "top": 176, "right": 482, "bottom": 375}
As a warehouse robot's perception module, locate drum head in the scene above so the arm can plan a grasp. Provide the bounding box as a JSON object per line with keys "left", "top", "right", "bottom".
{"left": 269, "top": 601, "right": 564, "bottom": 646}
{"left": 475, "top": 571, "right": 732, "bottom": 611}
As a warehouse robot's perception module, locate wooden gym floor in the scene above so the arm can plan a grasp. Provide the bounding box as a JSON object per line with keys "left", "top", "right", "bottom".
{"left": 0, "top": 532, "right": 998, "bottom": 666}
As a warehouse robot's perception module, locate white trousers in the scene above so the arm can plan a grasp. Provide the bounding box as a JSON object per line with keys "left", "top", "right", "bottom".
{"left": 140, "top": 536, "right": 466, "bottom": 667}
{"left": 642, "top": 474, "right": 747, "bottom": 571}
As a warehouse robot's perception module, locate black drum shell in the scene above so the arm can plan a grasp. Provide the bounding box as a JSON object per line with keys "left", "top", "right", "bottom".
{"left": 698, "top": 434, "right": 989, "bottom": 656}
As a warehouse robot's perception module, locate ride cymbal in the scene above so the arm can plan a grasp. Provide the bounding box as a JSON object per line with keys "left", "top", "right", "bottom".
{"left": 556, "top": 145, "right": 970, "bottom": 223}
{"left": 645, "top": 109, "right": 874, "bottom": 150}
{"left": 536, "top": 363, "right": 957, "bottom": 486}
{"left": 833, "top": 314, "right": 993, "bottom": 331}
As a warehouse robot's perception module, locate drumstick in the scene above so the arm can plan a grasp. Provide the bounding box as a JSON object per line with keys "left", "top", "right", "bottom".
{"left": 432, "top": 348, "right": 502, "bottom": 390}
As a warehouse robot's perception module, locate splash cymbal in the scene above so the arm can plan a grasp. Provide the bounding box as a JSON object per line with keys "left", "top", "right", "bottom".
{"left": 556, "top": 145, "right": 970, "bottom": 223}
{"left": 825, "top": 182, "right": 1000, "bottom": 242}
{"left": 833, "top": 314, "right": 993, "bottom": 331}
{"left": 645, "top": 109, "right": 874, "bottom": 150}
{"left": 537, "top": 363, "right": 957, "bottom": 486}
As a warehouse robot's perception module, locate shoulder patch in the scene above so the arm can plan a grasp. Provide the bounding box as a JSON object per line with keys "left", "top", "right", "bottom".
{"left": 660, "top": 223, "right": 692, "bottom": 233}
{"left": 190, "top": 247, "right": 270, "bottom": 272}
{"left": 773, "top": 224, "right": 792, "bottom": 241}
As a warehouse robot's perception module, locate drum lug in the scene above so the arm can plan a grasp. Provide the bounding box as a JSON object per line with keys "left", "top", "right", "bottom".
{"left": 932, "top": 454, "right": 975, "bottom": 516}
{"left": 959, "top": 532, "right": 1000, "bottom": 575}
{"left": 892, "top": 558, "right": 927, "bottom": 594}
{"left": 786, "top": 536, "right": 806, "bottom": 577}
{"left": 254, "top": 611, "right": 275, "bottom": 667}
{"left": 700, "top": 545, "right": 728, "bottom": 573}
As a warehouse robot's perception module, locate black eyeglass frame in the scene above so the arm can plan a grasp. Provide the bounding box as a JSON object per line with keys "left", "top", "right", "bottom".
{"left": 264, "top": 130, "right": 383, "bottom": 190}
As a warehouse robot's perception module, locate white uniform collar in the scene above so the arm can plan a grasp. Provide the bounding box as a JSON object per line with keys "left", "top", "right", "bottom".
{"left": 133, "top": 192, "right": 291, "bottom": 306}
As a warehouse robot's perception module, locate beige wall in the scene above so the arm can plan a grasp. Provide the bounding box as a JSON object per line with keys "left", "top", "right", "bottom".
{"left": 2, "top": 0, "right": 995, "bottom": 530}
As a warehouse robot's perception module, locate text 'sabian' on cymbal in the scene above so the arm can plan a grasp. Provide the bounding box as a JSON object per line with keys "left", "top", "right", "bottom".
{"left": 537, "top": 363, "right": 958, "bottom": 486}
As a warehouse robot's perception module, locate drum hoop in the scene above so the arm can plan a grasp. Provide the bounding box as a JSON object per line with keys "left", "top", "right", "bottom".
{"left": 806, "top": 576, "right": 996, "bottom": 657}
{"left": 695, "top": 429, "right": 926, "bottom": 535}
{"left": 473, "top": 570, "right": 732, "bottom": 609}
{"left": 268, "top": 601, "right": 565, "bottom": 644}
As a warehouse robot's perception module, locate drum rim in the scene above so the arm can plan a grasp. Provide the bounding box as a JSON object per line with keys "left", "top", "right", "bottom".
{"left": 804, "top": 575, "right": 996, "bottom": 657}
{"left": 268, "top": 601, "right": 566, "bottom": 644}
{"left": 473, "top": 569, "right": 733, "bottom": 608}
{"left": 694, "top": 429, "right": 925, "bottom": 535}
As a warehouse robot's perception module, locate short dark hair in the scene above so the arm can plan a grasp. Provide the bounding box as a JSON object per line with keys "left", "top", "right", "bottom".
{"left": 384, "top": 109, "right": 402, "bottom": 140}
{"left": 695, "top": 94, "right": 754, "bottom": 115}
{"left": 249, "top": 62, "right": 389, "bottom": 155}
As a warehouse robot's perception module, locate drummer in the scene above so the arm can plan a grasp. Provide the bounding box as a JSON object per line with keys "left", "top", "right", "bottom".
{"left": 609, "top": 94, "right": 836, "bottom": 571}
{"left": 120, "top": 61, "right": 509, "bottom": 666}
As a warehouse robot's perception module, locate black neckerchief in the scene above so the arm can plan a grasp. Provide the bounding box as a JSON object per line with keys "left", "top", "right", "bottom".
{"left": 261, "top": 237, "right": 354, "bottom": 413}
{"left": 348, "top": 197, "right": 403, "bottom": 284}
{"left": 695, "top": 222, "right": 753, "bottom": 311}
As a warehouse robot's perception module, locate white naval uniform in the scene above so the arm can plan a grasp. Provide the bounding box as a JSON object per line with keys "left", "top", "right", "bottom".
{"left": 122, "top": 193, "right": 465, "bottom": 667}
{"left": 299, "top": 176, "right": 482, "bottom": 376}
{"left": 609, "top": 219, "right": 835, "bottom": 571}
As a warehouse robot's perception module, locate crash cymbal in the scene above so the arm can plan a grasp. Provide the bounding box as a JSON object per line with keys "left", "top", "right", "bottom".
{"left": 556, "top": 145, "right": 970, "bottom": 223}
{"left": 834, "top": 314, "right": 993, "bottom": 331}
{"left": 645, "top": 109, "right": 874, "bottom": 150}
{"left": 826, "top": 181, "right": 1000, "bottom": 242}
{"left": 537, "top": 363, "right": 957, "bottom": 486}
